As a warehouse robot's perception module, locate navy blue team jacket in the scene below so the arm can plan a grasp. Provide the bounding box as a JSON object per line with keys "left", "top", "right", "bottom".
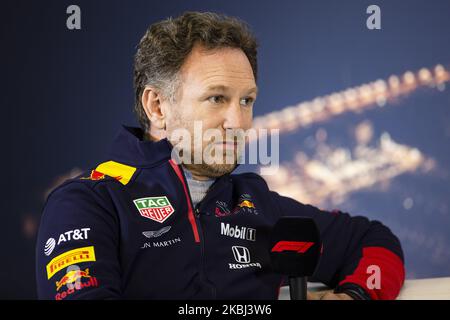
{"left": 36, "top": 126, "right": 405, "bottom": 300}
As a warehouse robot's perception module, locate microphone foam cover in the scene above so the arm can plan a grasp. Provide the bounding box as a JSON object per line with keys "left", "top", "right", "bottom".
{"left": 269, "top": 216, "right": 321, "bottom": 277}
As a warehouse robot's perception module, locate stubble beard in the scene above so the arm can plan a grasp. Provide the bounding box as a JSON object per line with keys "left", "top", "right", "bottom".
{"left": 167, "top": 118, "right": 243, "bottom": 178}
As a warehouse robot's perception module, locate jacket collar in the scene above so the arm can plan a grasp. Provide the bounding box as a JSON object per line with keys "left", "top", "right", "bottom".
{"left": 108, "top": 125, "right": 173, "bottom": 167}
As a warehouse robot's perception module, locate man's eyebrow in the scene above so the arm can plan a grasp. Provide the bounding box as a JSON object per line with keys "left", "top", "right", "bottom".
{"left": 205, "top": 85, "right": 258, "bottom": 95}
{"left": 247, "top": 87, "right": 258, "bottom": 95}
{"left": 205, "top": 85, "right": 229, "bottom": 92}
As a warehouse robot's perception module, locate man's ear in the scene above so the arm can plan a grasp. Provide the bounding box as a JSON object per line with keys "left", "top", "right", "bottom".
{"left": 141, "top": 86, "right": 166, "bottom": 130}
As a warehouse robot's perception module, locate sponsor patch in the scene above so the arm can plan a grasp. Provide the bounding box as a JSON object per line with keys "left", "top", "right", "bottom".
{"left": 133, "top": 196, "right": 175, "bottom": 223}
{"left": 142, "top": 226, "right": 172, "bottom": 238}
{"left": 44, "top": 228, "right": 91, "bottom": 256}
{"left": 55, "top": 276, "right": 99, "bottom": 300}
{"left": 141, "top": 237, "right": 181, "bottom": 249}
{"left": 80, "top": 161, "right": 136, "bottom": 185}
{"left": 220, "top": 223, "right": 256, "bottom": 241}
{"left": 215, "top": 194, "right": 258, "bottom": 217}
{"left": 55, "top": 267, "right": 91, "bottom": 291}
{"left": 229, "top": 246, "right": 262, "bottom": 270}
{"left": 46, "top": 246, "right": 96, "bottom": 279}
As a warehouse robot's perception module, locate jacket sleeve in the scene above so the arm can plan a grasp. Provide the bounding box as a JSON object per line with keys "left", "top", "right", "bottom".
{"left": 270, "top": 191, "right": 405, "bottom": 300}
{"left": 36, "top": 181, "right": 122, "bottom": 300}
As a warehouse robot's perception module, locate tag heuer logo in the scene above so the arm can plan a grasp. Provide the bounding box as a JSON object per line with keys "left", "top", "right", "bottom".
{"left": 133, "top": 196, "right": 175, "bottom": 223}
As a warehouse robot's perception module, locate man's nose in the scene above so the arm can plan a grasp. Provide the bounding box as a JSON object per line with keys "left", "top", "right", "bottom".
{"left": 223, "top": 102, "right": 245, "bottom": 129}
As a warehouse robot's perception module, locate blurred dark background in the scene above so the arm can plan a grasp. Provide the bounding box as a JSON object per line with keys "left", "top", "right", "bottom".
{"left": 2, "top": 0, "right": 449, "bottom": 298}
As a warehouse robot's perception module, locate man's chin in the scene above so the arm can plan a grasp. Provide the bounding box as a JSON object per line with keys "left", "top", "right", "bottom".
{"left": 184, "top": 163, "right": 237, "bottom": 178}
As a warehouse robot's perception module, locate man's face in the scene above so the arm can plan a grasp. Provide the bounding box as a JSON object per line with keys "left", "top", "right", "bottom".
{"left": 163, "top": 44, "right": 257, "bottom": 178}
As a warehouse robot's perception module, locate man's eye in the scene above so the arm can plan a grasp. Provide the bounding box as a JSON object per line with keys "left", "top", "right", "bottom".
{"left": 208, "top": 95, "right": 225, "bottom": 104}
{"left": 240, "top": 97, "right": 255, "bottom": 106}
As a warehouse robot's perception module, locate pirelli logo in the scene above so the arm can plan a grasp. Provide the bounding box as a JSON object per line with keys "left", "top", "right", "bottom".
{"left": 46, "top": 246, "right": 96, "bottom": 279}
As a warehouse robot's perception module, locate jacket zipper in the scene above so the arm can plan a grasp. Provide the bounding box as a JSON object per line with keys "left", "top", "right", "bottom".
{"left": 168, "top": 160, "right": 200, "bottom": 242}
{"left": 168, "top": 159, "right": 217, "bottom": 298}
{"left": 193, "top": 202, "right": 217, "bottom": 298}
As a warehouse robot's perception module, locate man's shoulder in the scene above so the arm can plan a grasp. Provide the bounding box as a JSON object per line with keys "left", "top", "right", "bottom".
{"left": 76, "top": 160, "right": 139, "bottom": 186}
{"left": 47, "top": 160, "right": 140, "bottom": 201}
{"left": 230, "top": 171, "right": 269, "bottom": 186}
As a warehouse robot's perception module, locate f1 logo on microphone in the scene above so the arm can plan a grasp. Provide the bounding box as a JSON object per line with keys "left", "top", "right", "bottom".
{"left": 271, "top": 241, "right": 314, "bottom": 253}
{"left": 232, "top": 246, "right": 251, "bottom": 263}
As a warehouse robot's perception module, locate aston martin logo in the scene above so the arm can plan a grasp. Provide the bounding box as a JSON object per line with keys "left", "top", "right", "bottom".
{"left": 142, "top": 226, "right": 172, "bottom": 238}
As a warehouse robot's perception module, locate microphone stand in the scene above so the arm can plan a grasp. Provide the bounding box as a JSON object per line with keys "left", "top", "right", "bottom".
{"left": 289, "top": 276, "right": 307, "bottom": 300}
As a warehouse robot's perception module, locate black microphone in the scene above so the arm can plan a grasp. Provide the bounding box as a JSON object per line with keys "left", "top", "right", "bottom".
{"left": 269, "top": 217, "right": 321, "bottom": 300}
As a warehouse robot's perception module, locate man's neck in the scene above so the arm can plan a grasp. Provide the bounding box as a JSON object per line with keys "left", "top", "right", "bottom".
{"left": 145, "top": 127, "right": 166, "bottom": 142}
{"left": 182, "top": 167, "right": 215, "bottom": 208}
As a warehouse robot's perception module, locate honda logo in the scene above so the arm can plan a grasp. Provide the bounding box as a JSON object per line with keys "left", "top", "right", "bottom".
{"left": 232, "top": 246, "right": 250, "bottom": 263}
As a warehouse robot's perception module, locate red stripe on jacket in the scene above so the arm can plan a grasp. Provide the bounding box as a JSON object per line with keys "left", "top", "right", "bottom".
{"left": 168, "top": 160, "right": 200, "bottom": 243}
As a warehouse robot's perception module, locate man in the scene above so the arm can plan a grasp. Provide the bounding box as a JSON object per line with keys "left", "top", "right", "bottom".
{"left": 36, "top": 11, "right": 405, "bottom": 300}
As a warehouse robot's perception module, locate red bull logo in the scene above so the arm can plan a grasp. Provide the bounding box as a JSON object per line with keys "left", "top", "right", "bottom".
{"left": 80, "top": 170, "right": 105, "bottom": 181}
{"left": 235, "top": 194, "right": 258, "bottom": 215}
{"left": 215, "top": 195, "right": 258, "bottom": 217}
{"left": 55, "top": 276, "right": 99, "bottom": 300}
{"left": 238, "top": 200, "right": 255, "bottom": 209}
{"left": 80, "top": 170, "right": 123, "bottom": 182}
{"left": 80, "top": 161, "right": 136, "bottom": 185}
{"left": 90, "top": 170, "right": 105, "bottom": 180}
{"left": 55, "top": 268, "right": 91, "bottom": 291}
